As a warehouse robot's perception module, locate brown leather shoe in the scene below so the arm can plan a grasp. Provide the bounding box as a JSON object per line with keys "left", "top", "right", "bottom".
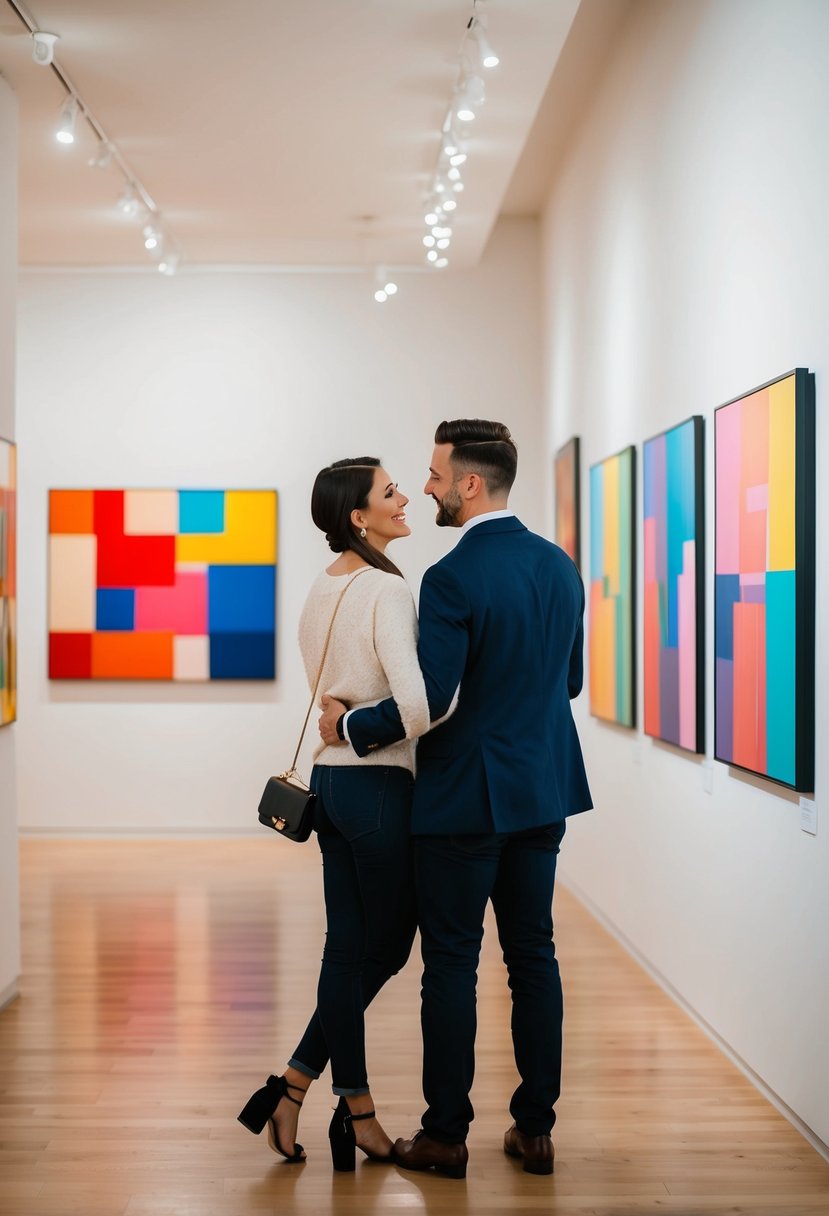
{"left": 393, "top": 1129, "right": 468, "bottom": 1179}
{"left": 503, "top": 1123, "right": 554, "bottom": 1175}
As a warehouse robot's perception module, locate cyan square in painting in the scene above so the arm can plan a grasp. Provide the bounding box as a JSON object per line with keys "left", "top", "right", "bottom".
{"left": 208, "top": 565, "right": 275, "bottom": 633}
{"left": 96, "top": 588, "right": 135, "bottom": 631}
{"left": 210, "top": 632, "right": 275, "bottom": 679}
{"left": 179, "top": 491, "right": 225, "bottom": 534}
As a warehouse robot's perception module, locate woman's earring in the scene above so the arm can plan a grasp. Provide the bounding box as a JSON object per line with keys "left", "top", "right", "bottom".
{"left": 359, "top": 527, "right": 367, "bottom": 539}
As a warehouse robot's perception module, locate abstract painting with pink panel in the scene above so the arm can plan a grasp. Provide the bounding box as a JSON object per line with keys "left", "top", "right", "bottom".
{"left": 643, "top": 417, "right": 704, "bottom": 753}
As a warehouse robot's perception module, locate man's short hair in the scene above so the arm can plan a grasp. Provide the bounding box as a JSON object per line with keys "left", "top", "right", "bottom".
{"left": 435, "top": 418, "right": 518, "bottom": 496}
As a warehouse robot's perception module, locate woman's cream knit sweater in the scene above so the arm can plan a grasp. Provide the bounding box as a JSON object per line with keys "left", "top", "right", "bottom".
{"left": 298, "top": 567, "right": 430, "bottom": 772}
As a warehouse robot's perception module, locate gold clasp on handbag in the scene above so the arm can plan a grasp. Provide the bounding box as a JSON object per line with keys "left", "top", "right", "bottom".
{"left": 272, "top": 816, "right": 287, "bottom": 831}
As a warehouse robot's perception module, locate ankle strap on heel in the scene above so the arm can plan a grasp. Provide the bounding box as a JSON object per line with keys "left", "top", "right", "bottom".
{"left": 347, "top": 1109, "right": 376, "bottom": 1121}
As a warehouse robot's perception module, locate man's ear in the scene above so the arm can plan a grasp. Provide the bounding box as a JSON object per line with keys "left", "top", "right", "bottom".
{"left": 463, "top": 472, "right": 484, "bottom": 500}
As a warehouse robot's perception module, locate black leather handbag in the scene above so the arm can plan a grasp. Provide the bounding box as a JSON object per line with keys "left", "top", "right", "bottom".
{"left": 257, "top": 568, "right": 369, "bottom": 841}
{"left": 257, "top": 769, "right": 316, "bottom": 842}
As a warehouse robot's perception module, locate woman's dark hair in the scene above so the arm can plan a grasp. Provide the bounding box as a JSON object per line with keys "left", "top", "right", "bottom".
{"left": 310, "top": 457, "right": 403, "bottom": 578}
{"left": 434, "top": 418, "right": 518, "bottom": 496}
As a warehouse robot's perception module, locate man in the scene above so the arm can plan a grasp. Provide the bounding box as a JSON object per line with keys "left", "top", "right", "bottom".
{"left": 319, "top": 419, "right": 592, "bottom": 1179}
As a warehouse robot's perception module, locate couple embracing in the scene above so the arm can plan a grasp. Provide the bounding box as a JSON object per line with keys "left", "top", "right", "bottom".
{"left": 238, "top": 418, "right": 592, "bottom": 1179}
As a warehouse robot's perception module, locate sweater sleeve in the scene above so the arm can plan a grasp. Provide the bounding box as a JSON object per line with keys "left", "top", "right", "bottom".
{"left": 372, "top": 578, "right": 430, "bottom": 740}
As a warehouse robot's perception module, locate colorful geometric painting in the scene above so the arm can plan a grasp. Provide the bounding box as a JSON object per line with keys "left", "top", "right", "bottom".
{"left": 589, "top": 446, "right": 636, "bottom": 727}
{"left": 714, "top": 370, "right": 815, "bottom": 791}
{"left": 554, "top": 436, "right": 581, "bottom": 570}
{"left": 48, "top": 490, "right": 277, "bottom": 681}
{"left": 643, "top": 417, "right": 704, "bottom": 753}
{"left": 0, "top": 438, "right": 16, "bottom": 724}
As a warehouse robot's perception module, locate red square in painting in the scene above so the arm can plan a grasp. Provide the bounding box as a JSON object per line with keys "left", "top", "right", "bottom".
{"left": 50, "top": 632, "right": 93, "bottom": 678}
{"left": 93, "top": 490, "right": 176, "bottom": 588}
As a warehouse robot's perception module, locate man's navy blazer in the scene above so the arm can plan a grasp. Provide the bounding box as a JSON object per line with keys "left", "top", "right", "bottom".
{"left": 347, "top": 516, "right": 593, "bottom": 835}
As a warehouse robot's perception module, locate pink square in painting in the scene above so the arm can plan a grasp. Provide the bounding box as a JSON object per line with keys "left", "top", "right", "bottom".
{"left": 135, "top": 571, "right": 208, "bottom": 635}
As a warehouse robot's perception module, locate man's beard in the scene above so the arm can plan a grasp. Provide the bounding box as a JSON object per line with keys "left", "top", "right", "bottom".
{"left": 434, "top": 484, "right": 463, "bottom": 528}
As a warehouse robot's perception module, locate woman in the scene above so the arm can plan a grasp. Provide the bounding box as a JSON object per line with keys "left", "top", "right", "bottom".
{"left": 238, "top": 457, "right": 429, "bottom": 1171}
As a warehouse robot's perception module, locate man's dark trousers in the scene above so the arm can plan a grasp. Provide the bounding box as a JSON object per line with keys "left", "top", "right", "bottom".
{"left": 415, "top": 820, "right": 567, "bottom": 1144}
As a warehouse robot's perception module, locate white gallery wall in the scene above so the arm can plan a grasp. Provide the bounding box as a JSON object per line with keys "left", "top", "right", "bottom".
{"left": 542, "top": 0, "right": 828, "bottom": 1147}
{"left": 0, "top": 75, "right": 20, "bottom": 1007}
{"left": 16, "top": 217, "right": 543, "bottom": 834}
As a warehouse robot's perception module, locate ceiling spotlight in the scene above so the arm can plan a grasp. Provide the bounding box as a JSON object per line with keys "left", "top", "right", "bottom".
{"left": 471, "top": 18, "right": 500, "bottom": 69}
{"left": 425, "top": 210, "right": 439, "bottom": 226}
{"left": 88, "top": 142, "right": 112, "bottom": 169}
{"left": 450, "top": 151, "right": 467, "bottom": 167}
{"left": 116, "top": 183, "right": 140, "bottom": 218}
{"left": 447, "top": 166, "right": 461, "bottom": 181}
{"left": 442, "top": 199, "right": 457, "bottom": 213}
{"left": 453, "top": 181, "right": 465, "bottom": 192}
{"left": 374, "top": 266, "right": 398, "bottom": 302}
{"left": 423, "top": 235, "right": 436, "bottom": 248}
{"left": 456, "top": 74, "right": 485, "bottom": 122}
{"left": 32, "top": 31, "right": 59, "bottom": 66}
{"left": 426, "top": 250, "right": 439, "bottom": 263}
{"left": 437, "top": 238, "right": 451, "bottom": 250}
{"left": 432, "top": 225, "right": 452, "bottom": 239}
{"left": 158, "top": 253, "right": 179, "bottom": 276}
{"left": 55, "top": 95, "right": 79, "bottom": 145}
{"left": 143, "top": 223, "right": 161, "bottom": 251}
{"left": 435, "top": 257, "right": 449, "bottom": 268}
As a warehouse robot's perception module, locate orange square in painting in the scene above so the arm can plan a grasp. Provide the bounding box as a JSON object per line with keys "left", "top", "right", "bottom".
{"left": 50, "top": 490, "right": 95, "bottom": 535}
{"left": 91, "top": 632, "right": 174, "bottom": 679}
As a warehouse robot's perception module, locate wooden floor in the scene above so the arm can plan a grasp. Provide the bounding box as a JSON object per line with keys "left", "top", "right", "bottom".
{"left": 1, "top": 840, "right": 828, "bottom": 1216}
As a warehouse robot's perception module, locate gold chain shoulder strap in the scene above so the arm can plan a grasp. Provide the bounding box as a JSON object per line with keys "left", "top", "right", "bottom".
{"left": 288, "top": 566, "right": 371, "bottom": 774}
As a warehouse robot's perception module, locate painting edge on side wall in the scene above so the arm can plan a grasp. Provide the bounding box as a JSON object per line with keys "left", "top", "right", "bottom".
{"left": 0, "top": 436, "right": 16, "bottom": 726}
{"left": 554, "top": 435, "right": 581, "bottom": 571}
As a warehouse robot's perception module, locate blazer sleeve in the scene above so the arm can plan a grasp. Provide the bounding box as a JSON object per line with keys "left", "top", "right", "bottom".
{"left": 346, "top": 560, "right": 470, "bottom": 757}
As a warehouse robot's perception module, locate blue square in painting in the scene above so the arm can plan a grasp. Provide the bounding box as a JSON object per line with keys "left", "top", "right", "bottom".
{"left": 96, "top": 588, "right": 135, "bottom": 631}
{"left": 208, "top": 565, "right": 275, "bottom": 633}
{"left": 210, "top": 632, "right": 275, "bottom": 679}
{"left": 179, "top": 491, "right": 225, "bottom": 534}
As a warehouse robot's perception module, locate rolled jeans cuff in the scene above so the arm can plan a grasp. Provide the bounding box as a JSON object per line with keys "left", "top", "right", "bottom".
{"left": 332, "top": 1084, "right": 371, "bottom": 1097}
{"left": 287, "top": 1057, "right": 320, "bottom": 1080}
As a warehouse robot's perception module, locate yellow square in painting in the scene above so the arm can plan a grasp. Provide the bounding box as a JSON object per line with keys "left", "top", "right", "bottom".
{"left": 176, "top": 491, "right": 277, "bottom": 565}
{"left": 124, "top": 490, "right": 179, "bottom": 536}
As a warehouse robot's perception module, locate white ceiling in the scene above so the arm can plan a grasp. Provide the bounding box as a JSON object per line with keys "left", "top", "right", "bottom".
{"left": 0, "top": 0, "right": 583, "bottom": 270}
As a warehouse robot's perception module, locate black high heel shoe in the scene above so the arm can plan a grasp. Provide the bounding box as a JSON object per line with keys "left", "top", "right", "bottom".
{"left": 328, "top": 1096, "right": 394, "bottom": 1172}
{"left": 237, "top": 1074, "right": 308, "bottom": 1162}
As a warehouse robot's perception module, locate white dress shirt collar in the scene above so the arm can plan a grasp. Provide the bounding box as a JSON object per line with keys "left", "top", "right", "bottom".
{"left": 461, "top": 508, "right": 515, "bottom": 535}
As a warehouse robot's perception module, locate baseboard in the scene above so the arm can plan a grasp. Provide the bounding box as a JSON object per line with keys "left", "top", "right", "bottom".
{"left": 0, "top": 978, "right": 18, "bottom": 1011}
{"left": 19, "top": 826, "right": 262, "bottom": 839}
{"left": 560, "top": 875, "right": 829, "bottom": 1165}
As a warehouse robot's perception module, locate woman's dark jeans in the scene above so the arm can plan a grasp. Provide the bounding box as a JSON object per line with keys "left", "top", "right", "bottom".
{"left": 288, "top": 764, "right": 416, "bottom": 1095}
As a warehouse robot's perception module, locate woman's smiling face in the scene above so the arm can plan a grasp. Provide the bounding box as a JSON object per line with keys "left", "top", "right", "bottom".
{"left": 353, "top": 467, "right": 411, "bottom": 550}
